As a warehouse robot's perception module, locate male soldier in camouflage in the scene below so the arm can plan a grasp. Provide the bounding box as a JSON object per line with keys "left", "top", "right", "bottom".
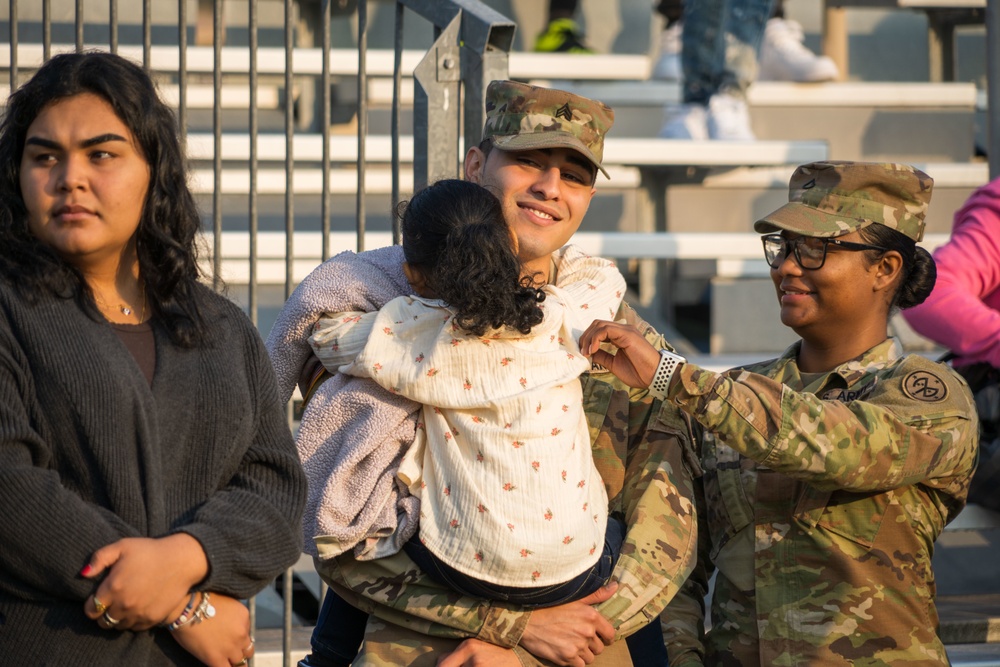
{"left": 293, "top": 80, "right": 700, "bottom": 666}
{"left": 580, "top": 161, "right": 979, "bottom": 666}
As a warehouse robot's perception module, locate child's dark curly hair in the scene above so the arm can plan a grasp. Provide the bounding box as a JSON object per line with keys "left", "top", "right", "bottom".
{"left": 400, "top": 179, "right": 545, "bottom": 337}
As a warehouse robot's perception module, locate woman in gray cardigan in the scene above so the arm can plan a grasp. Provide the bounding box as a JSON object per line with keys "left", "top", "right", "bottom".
{"left": 0, "top": 52, "right": 307, "bottom": 666}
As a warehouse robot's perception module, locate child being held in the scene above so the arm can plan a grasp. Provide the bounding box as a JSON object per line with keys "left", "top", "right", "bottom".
{"left": 305, "top": 178, "right": 626, "bottom": 664}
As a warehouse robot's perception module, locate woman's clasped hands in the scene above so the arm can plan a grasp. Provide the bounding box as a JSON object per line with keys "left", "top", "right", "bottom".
{"left": 80, "top": 534, "right": 255, "bottom": 666}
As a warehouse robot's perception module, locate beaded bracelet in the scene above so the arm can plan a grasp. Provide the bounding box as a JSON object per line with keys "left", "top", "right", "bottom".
{"left": 648, "top": 349, "right": 685, "bottom": 400}
{"left": 167, "top": 591, "right": 216, "bottom": 631}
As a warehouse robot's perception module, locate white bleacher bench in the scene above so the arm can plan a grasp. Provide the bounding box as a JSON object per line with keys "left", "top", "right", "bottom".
{"left": 201, "top": 230, "right": 949, "bottom": 285}
{"left": 0, "top": 44, "right": 651, "bottom": 81}
{"left": 539, "top": 80, "right": 979, "bottom": 110}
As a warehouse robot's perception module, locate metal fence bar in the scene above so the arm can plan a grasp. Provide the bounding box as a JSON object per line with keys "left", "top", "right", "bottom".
{"left": 321, "top": 0, "right": 331, "bottom": 262}
{"left": 989, "top": 0, "right": 1000, "bottom": 180}
{"left": 109, "top": 0, "right": 117, "bottom": 54}
{"left": 212, "top": 0, "right": 223, "bottom": 289}
{"left": 249, "top": 0, "right": 260, "bottom": 325}
{"left": 177, "top": 0, "right": 187, "bottom": 149}
{"left": 42, "top": 0, "right": 50, "bottom": 60}
{"left": 8, "top": 0, "right": 15, "bottom": 89}
{"left": 75, "top": 0, "right": 82, "bottom": 52}
{"left": 356, "top": 0, "right": 368, "bottom": 252}
{"left": 142, "top": 0, "right": 150, "bottom": 69}
{"left": 392, "top": 1, "right": 404, "bottom": 243}
{"left": 284, "top": 0, "right": 294, "bottom": 300}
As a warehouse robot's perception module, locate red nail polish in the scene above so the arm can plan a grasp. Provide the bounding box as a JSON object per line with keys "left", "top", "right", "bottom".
{"left": 80, "top": 564, "right": 93, "bottom": 577}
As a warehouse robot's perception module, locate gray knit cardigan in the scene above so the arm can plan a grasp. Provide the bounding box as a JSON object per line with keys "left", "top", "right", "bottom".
{"left": 0, "top": 282, "right": 307, "bottom": 665}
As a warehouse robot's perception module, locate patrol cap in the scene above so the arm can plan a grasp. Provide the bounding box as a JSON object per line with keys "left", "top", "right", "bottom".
{"left": 482, "top": 79, "right": 615, "bottom": 179}
{"left": 754, "top": 160, "right": 933, "bottom": 242}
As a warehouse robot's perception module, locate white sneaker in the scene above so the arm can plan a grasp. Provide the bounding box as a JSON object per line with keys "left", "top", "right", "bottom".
{"left": 707, "top": 93, "right": 755, "bottom": 140}
{"left": 759, "top": 18, "right": 838, "bottom": 83}
{"left": 658, "top": 102, "right": 708, "bottom": 139}
{"left": 652, "top": 21, "right": 682, "bottom": 81}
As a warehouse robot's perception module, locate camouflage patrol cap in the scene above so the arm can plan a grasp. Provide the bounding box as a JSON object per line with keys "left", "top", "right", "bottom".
{"left": 482, "top": 80, "right": 615, "bottom": 179}
{"left": 754, "top": 161, "right": 933, "bottom": 241}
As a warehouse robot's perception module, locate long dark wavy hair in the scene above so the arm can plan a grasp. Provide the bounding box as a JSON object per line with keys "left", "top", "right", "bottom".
{"left": 400, "top": 179, "right": 545, "bottom": 337}
{"left": 0, "top": 51, "right": 207, "bottom": 347}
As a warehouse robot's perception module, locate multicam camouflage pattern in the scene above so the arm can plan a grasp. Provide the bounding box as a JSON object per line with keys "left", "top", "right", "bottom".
{"left": 661, "top": 338, "right": 978, "bottom": 666}
{"left": 483, "top": 80, "right": 615, "bottom": 178}
{"left": 316, "top": 304, "right": 700, "bottom": 666}
{"left": 755, "top": 161, "right": 934, "bottom": 242}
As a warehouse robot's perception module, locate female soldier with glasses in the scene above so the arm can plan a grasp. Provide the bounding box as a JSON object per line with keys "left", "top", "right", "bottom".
{"left": 579, "top": 161, "right": 978, "bottom": 666}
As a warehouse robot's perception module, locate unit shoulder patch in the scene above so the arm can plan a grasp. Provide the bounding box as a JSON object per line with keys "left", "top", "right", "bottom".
{"left": 902, "top": 370, "right": 948, "bottom": 403}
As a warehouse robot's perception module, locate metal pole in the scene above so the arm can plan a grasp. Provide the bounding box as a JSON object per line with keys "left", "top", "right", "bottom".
{"left": 75, "top": 0, "right": 83, "bottom": 52}
{"left": 284, "top": 0, "right": 295, "bottom": 301}
{"left": 43, "top": 0, "right": 51, "bottom": 61}
{"left": 9, "top": 0, "right": 16, "bottom": 90}
{"left": 143, "top": 0, "right": 151, "bottom": 70}
{"left": 249, "top": 0, "right": 260, "bottom": 325}
{"left": 356, "top": 0, "right": 368, "bottom": 253}
{"left": 988, "top": 0, "right": 1000, "bottom": 180}
{"left": 392, "top": 1, "right": 404, "bottom": 245}
{"left": 109, "top": 0, "right": 117, "bottom": 54}
{"left": 213, "top": 0, "right": 223, "bottom": 289}
{"left": 321, "top": 0, "right": 332, "bottom": 261}
{"left": 178, "top": 0, "right": 187, "bottom": 150}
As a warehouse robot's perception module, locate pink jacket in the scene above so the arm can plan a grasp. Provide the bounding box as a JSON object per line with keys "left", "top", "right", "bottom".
{"left": 903, "top": 176, "right": 1000, "bottom": 367}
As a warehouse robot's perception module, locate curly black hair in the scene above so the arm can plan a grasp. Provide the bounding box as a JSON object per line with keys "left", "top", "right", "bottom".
{"left": 400, "top": 179, "right": 545, "bottom": 337}
{"left": 858, "top": 223, "right": 936, "bottom": 312}
{"left": 0, "top": 51, "right": 207, "bottom": 347}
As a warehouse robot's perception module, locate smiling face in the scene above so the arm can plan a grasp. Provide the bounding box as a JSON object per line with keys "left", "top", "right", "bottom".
{"left": 19, "top": 92, "right": 150, "bottom": 275}
{"left": 770, "top": 230, "right": 898, "bottom": 352}
{"left": 465, "top": 145, "right": 596, "bottom": 283}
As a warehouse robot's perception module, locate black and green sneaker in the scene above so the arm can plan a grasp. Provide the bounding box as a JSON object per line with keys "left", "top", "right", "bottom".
{"left": 533, "top": 18, "right": 593, "bottom": 54}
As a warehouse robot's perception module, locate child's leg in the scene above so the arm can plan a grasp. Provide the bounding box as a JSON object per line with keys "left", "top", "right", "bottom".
{"left": 299, "top": 590, "right": 369, "bottom": 667}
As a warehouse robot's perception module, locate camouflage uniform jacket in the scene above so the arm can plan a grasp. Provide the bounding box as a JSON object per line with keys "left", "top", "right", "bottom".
{"left": 318, "top": 304, "right": 701, "bottom": 666}
{"left": 663, "top": 338, "right": 978, "bottom": 667}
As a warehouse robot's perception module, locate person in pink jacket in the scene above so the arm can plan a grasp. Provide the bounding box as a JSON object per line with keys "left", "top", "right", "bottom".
{"left": 904, "top": 175, "right": 1000, "bottom": 510}
{"left": 904, "top": 177, "right": 1000, "bottom": 368}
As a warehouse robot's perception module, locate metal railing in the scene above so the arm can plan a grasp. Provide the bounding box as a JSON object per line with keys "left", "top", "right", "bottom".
{"left": 2, "top": 0, "right": 514, "bottom": 664}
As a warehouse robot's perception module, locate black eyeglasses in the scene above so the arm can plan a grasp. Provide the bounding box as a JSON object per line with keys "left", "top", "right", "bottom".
{"left": 761, "top": 233, "right": 888, "bottom": 270}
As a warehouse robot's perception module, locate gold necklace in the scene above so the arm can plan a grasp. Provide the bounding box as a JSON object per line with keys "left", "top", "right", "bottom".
{"left": 94, "top": 282, "right": 147, "bottom": 323}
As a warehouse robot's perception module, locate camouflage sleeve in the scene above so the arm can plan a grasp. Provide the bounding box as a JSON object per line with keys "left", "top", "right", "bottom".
{"left": 660, "top": 469, "right": 710, "bottom": 667}
{"left": 667, "top": 362, "right": 976, "bottom": 494}
{"left": 589, "top": 304, "right": 700, "bottom": 639}
{"left": 319, "top": 551, "right": 530, "bottom": 648}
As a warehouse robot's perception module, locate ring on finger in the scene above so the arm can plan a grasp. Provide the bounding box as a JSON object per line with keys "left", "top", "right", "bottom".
{"left": 92, "top": 596, "right": 108, "bottom": 615}
{"left": 102, "top": 611, "right": 121, "bottom": 627}
{"left": 231, "top": 659, "right": 248, "bottom": 666}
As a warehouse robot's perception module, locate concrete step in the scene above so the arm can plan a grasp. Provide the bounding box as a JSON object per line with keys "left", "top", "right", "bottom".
{"left": 538, "top": 80, "right": 978, "bottom": 163}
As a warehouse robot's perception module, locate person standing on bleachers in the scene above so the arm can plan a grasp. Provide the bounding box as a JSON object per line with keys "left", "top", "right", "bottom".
{"left": 904, "top": 176, "right": 1000, "bottom": 512}
{"left": 659, "top": 0, "right": 776, "bottom": 140}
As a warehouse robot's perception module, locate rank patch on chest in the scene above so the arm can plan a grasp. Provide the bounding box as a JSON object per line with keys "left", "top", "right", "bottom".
{"left": 902, "top": 370, "right": 948, "bottom": 402}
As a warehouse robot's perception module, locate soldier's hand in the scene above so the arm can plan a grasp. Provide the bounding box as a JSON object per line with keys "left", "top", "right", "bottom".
{"left": 518, "top": 582, "right": 617, "bottom": 666}
{"left": 437, "top": 638, "right": 520, "bottom": 666}
{"left": 579, "top": 321, "right": 661, "bottom": 390}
